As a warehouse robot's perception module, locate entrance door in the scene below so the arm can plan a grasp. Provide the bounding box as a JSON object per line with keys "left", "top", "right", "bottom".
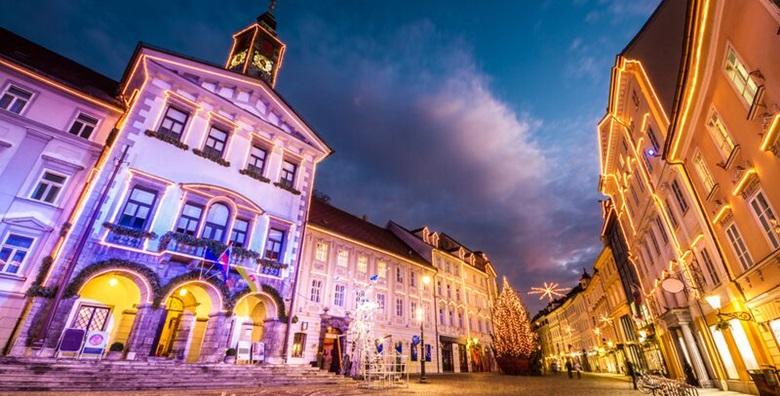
{"left": 459, "top": 344, "right": 469, "bottom": 372}
{"left": 442, "top": 343, "right": 454, "bottom": 372}
{"left": 71, "top": 304, "right": 110, "bottom": 332}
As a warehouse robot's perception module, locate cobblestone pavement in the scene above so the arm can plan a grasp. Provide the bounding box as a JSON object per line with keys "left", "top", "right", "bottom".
{"left": 1, "top": 372, "right": 649, "bottom": 396}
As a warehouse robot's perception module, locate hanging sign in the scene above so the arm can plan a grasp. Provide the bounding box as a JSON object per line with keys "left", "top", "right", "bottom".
{"left": 80, "top": 330, "right": 108, "bottom": 358}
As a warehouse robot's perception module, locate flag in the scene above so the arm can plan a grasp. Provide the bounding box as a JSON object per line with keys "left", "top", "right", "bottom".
{"left": 217, "top": 246, "right": 231, "bottom": 281}
{"left": 235, "top": 266, "right": 258, "bottom": 292}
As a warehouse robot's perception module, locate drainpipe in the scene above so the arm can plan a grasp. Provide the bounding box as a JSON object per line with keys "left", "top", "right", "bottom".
{"left": 432, "top": 263, "right": 441, "bottom": 373}
{"left": 36, "top": 144, "right": 129, "bottom": 349}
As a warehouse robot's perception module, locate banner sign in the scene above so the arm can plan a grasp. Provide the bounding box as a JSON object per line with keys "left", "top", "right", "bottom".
{"left": 411, "top": 341, "right": 418, "bottom": 361}
{"left": 425, "top": 344, "right": 432, "bottom": 362}
{"left": 59, "top": 328, "right": 85, "bottom": 353}
{"left": 81, "top": 330, "right": 108, "bottom": 357}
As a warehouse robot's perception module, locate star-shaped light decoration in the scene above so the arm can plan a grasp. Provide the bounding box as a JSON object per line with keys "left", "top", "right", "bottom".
{"left": 528, "top": 282, "right": 570, "bottom": 301}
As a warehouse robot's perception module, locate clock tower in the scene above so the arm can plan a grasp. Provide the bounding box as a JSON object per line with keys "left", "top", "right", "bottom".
{"left": 226, "top": 1, "right": 286, "bottom": 87}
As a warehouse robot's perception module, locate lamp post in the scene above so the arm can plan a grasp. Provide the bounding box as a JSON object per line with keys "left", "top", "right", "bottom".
{"left": 418, "top": 274, "right": 431, "bottom": 383}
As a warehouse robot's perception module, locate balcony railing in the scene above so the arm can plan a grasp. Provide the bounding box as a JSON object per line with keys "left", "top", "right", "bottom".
{"left": 102, "top": 222, "right": 156, "bottom": 249}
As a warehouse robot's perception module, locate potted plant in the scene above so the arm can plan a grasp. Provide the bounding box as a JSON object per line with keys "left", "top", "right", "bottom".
{"left": 224, "top": 348, "right": 237, "bottom": 364}
{"left": 107, "top": 342, "right": 124, "bottom": 360}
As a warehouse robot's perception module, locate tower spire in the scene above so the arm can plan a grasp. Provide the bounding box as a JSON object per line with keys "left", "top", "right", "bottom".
{"left": 257, "top": 0, "right": 278, "bottom": 32}
{"left": 225, "top": 0, "right": 286, "bottom": 87}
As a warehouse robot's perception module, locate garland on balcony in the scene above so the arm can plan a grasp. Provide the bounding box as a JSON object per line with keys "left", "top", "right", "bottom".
{"left": 155, "top": 270, "right": 231, "bottom": 309}
{"left": 273, "top": 181, "right": 302, "bottom": 195}
{"left": 102, "top": 222, "right": 158, "bottom": 240}
{"left": 230, "top": 284, "right": 288, "bottom": 321}
{"left": 158, "top": 231, "right": 264, "bottom": 262}
{"left": 192, "top": 148, "right": 231, "bottom": 167}
{"left": 25, "top": 256, "right": 57, "bottom": 298}
{"left": 63, "top": 259, "right": 162, "bottom": 299}
{"left": 258, "top": 258, "right": 288, "bottom": 269}
{"left": 239, "top": 167, "right": 271, "bottom": 183}
{"left": 144, "top": 130, "right": 189, "bottom": 150}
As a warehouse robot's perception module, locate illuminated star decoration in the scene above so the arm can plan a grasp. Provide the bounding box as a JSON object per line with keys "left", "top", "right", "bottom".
{"left": 528, "top": 282, "right": 570, "bottom": 301}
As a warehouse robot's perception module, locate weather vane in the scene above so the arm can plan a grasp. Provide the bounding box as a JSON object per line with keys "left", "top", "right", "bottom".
{"left": 528, "top": 282, "right": 569, "bottom": 301}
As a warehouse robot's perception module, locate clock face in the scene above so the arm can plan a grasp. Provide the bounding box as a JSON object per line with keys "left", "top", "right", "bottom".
{"left": 252, "top": 51, "right": 274, "bottom": 73}
{"left": 229, "top": 50, "right": 247, "bottom": 69}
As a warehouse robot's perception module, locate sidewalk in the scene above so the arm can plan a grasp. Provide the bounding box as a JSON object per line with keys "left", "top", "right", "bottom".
{"left": 582, "top": 371, "right": 753, "bottom": 396}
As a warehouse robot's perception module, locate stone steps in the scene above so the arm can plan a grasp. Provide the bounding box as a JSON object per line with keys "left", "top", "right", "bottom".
{"left": 0, "top": 360, "right": 354, "bottom": 392}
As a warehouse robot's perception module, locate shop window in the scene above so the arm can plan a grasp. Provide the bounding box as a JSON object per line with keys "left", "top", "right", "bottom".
{"left": 291, "top": 333, "right": 306, "bottom": 358}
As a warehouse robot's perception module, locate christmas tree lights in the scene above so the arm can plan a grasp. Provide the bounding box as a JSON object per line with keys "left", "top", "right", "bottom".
{"left": 493, "top": 277, "right": 537, "bottom": 360}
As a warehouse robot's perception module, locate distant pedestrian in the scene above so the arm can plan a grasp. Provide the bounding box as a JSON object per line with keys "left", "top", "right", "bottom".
{"left": 566, "top": 360, "right": 573, "bottom": 379}
{"left": 626, "top": 361, "right": 637, "bottom": 390}
{"left": 575, "top": 361, "right": 582, "bottom": 379}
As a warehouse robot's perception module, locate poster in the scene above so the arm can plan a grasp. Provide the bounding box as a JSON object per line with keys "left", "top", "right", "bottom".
{"left": 237, "top": 340, "right": 251, "bottom": 362}
{"left": 81, "top": 330, "right": 108, "bottom": 358}
{"left": 251, "top": 341, "right": 265, "bottom": 363}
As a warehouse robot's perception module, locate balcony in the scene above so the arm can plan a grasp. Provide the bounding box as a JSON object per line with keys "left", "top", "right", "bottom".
{"left": 102, "top": 222, "right": 157, "bottom": 249}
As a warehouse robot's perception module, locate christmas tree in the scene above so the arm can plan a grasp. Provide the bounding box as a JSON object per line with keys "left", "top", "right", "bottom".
{"left": 492, "top": 277, "right": 538, "bottom": 374}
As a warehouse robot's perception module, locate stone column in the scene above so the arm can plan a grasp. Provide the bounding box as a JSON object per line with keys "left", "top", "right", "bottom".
{"left": 8, "top": 297, "right": 51, "bottom": 356}
{"left": 199, "top": 312, "right": 231, "bottom": 363}
{"left": 171, "top": 311, "right": 195, "bottom": 361}
{"left": 40, "top": 297, "right": 79, "bottom": 356}
{"left": 263, "top": 319, "right": 288, "bottom": 363}
{"left": 680, "top": 321, "right": 711, "bottom": 387}
{"left": 125, "top": 304, "right": 166, "bottom": 360}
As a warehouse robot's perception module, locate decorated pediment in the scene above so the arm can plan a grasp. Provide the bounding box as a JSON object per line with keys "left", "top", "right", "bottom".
{"left": 3, "top": 216, "right": 53, "bottom": 232}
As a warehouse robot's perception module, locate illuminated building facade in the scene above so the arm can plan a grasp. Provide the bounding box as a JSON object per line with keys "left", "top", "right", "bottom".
{"left": 0, "top": 28, "right": 124, "bottom": 352}
{"left": 389, "top": 222, "right": 498, "bottom": 373}
{"left": 289, "top": 198, "right": 437, "bottom": 372}
{"left": 598, "top": 0, "right": 780, "bottom": 393}
{"left": 8, "top": 7, "right": 332, "bottom": 363}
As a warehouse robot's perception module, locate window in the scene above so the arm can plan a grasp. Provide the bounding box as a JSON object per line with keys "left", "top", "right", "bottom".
{"left": 118, "top": 186, "right": 157, "bottom": 230}
{"left": 456, "top": 288, "right": 461, "bottom": 302}
{"left": 357, "top": 255, "right": 368, "bottom": 273}
{"left": 724, "top": 47, "right": 759, "bottom": 106}
{"left": 749, "top": 191, "right": 779, "bottom": 249}
{"left": 0, "top": 85, "right": 32, "bottom": 114}
{"left": 279, "top": 160, "right": 297, "bottom": 189}
{"left": 201, "top": 203, "right": 230, "bottom": 242}
{"left": 410, "top": 271, "right": 416, "bottom": 288}
{"left": 634, "top": 170, "right": 644, "bottom": 192}
{"left": 264, "top": 228, "right": 285, "bottom": 261}
{"left": 436, "top": 280, "right": 442, "bottom": 296}
{"left": 655, "top": 217, "right": 669, "bottom": 244}
{"left": 176, "top": 202, "right": 203, "bottom": 235}
{"left": 725, "top": 222, "right": 752, "bottom": 270}
{"left": 730, "top": 320, "right": 759, "bottom": 370}
{"left": 230, "top": 218, "right": 250, "bottom": 248}
{"left": 396, "top": 267, "right": 403, "bottom": 283}
{"left": 30, "top": 170, "right": 67, "bottom": 204}
{"left": 631, "top": 186, "right": 640, "bottom": 206}
{"left": 204, "top": 126, "right": 229, "bottom": 158}
{"left": 315, "top": 242, "right": 328, "bottom": 261}
{"left": 458, "top": 312, "right": 464, "bottom": 328}
{"left": 693, "top": 152, "right": 716, "bottom": 193}
{"left": 336, "top": 249, "right": 348, "bottom": 267}
{"left": 158, "top": 106, "right": 189, "bottom": 138}
{"left": 0, "top": 234, "right": 34, "bottom": 274}
{"left": 478, "top": 319, "right": 483, "bottom": 333}
{"left": 648, "top": 230, "right": 661, "bottom": 256}
{"left": 396, "top": 298, "right": 403, "bottom": 317}
{"left": 310, "top": 279, "right": 322, "bottom": 303}
{"left": 410, "top": 301, "right": 417, "bottom": 319}
{"left": 70, "top": 304, "right": 109, "bottom": 332}
{"left": 377, "top": 294, "right": 385, "bottom": 312}
{"left": 449, "top": 310, "right": 454, "bottom": 326}
{"left": 291, "top": 333, "right": 306, "bottom": 358}
{"left": 707, "top": 111, "right": 736, "bottom": 160}
{"left": 710, "top": 326, "right": 738, "bottom": 379}
{"left": 665, "top": 199, "right": 679, "bottom": 228}
{"left": 68, "top": 113, "right": 99, "bottom": 139}
{"left": 439, "top": 308, "right": 445, "bottom": 324}
{"left": 700, "top": 248, "right": 720, "bottom": 286}
{"left": 334, "top": 284, "right": 345, "bottom": 307}
{"left": 671, "top": 180, "right": 689, "bottom": 214}
{"left": 446, "top": 284, "right": 452, "bottom": 299}
{"left": 247, "top": 145, "right": 267, "bottom": 173}
{"left": 647, "top": 127, "right": 660, "bottom": 152}
{"left": 377, "top": 261, "right": 387, "bottom": 278}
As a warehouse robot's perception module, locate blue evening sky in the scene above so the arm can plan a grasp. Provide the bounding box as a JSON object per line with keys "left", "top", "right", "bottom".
{"left": 1, "top": 0, "right": 659, "bottom": 313}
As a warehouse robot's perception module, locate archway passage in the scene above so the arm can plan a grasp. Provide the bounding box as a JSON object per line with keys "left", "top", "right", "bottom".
{"left": 155, "top": 282, "right": 220, "bottom": 363}
{"left": 68, "top": 271, "right": 144, "bottom": 353}
{"left": 232, "top": 294, "right": 268, "bottom": 345}
{"left": 321, "top": 327, "right": 343, "bottom": 373}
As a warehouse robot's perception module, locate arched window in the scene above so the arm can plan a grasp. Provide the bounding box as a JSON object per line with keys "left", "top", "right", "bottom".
{"left": 201, "top": 203, "right": 230, "bottom": 242}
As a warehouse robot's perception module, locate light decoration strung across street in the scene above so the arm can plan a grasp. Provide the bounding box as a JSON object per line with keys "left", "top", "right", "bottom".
{"left": 528, "top": 282, "right": 569, "bottom": 301}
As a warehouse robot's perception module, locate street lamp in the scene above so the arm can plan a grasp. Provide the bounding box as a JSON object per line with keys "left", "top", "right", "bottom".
{"left": 704, "top": 294, "right": 754, "bottom": 329}
{"left": 419, "top": 275, "right": 431, "bottom": 383}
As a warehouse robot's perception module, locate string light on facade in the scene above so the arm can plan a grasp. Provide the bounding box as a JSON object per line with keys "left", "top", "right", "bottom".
{"left": 528, "top": 282, "right": 569, "bottom": 301}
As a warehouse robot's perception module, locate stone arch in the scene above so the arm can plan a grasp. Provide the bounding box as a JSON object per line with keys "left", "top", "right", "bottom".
{"left": 65, "top": 259, "right": 160, "bottom": 304}
{"left": 231, "top": 284, "right": 287, "bottom": 321}
{"left": 156, "top": 270, "right": 230, "bottom": 310}
{"left": 160, "top": 279, "right": 226, "bottom": 315}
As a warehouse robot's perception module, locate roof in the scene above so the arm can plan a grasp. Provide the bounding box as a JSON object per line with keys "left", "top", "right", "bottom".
{"left": 0, "top": 27, "right": 121, "bottom": 107}
{"left": 620, "top": 0, "right": 689, "bottom": 116}
{"left": 120, "top": 42, "right": 333, "bottom": 156}
{"left": 308, "top": 198, "right": 430, "bottom": 267}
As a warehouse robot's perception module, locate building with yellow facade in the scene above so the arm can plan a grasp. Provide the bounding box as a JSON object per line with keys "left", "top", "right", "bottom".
{"left": 597, "top": 0, "right": 780, "bottom": 393}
